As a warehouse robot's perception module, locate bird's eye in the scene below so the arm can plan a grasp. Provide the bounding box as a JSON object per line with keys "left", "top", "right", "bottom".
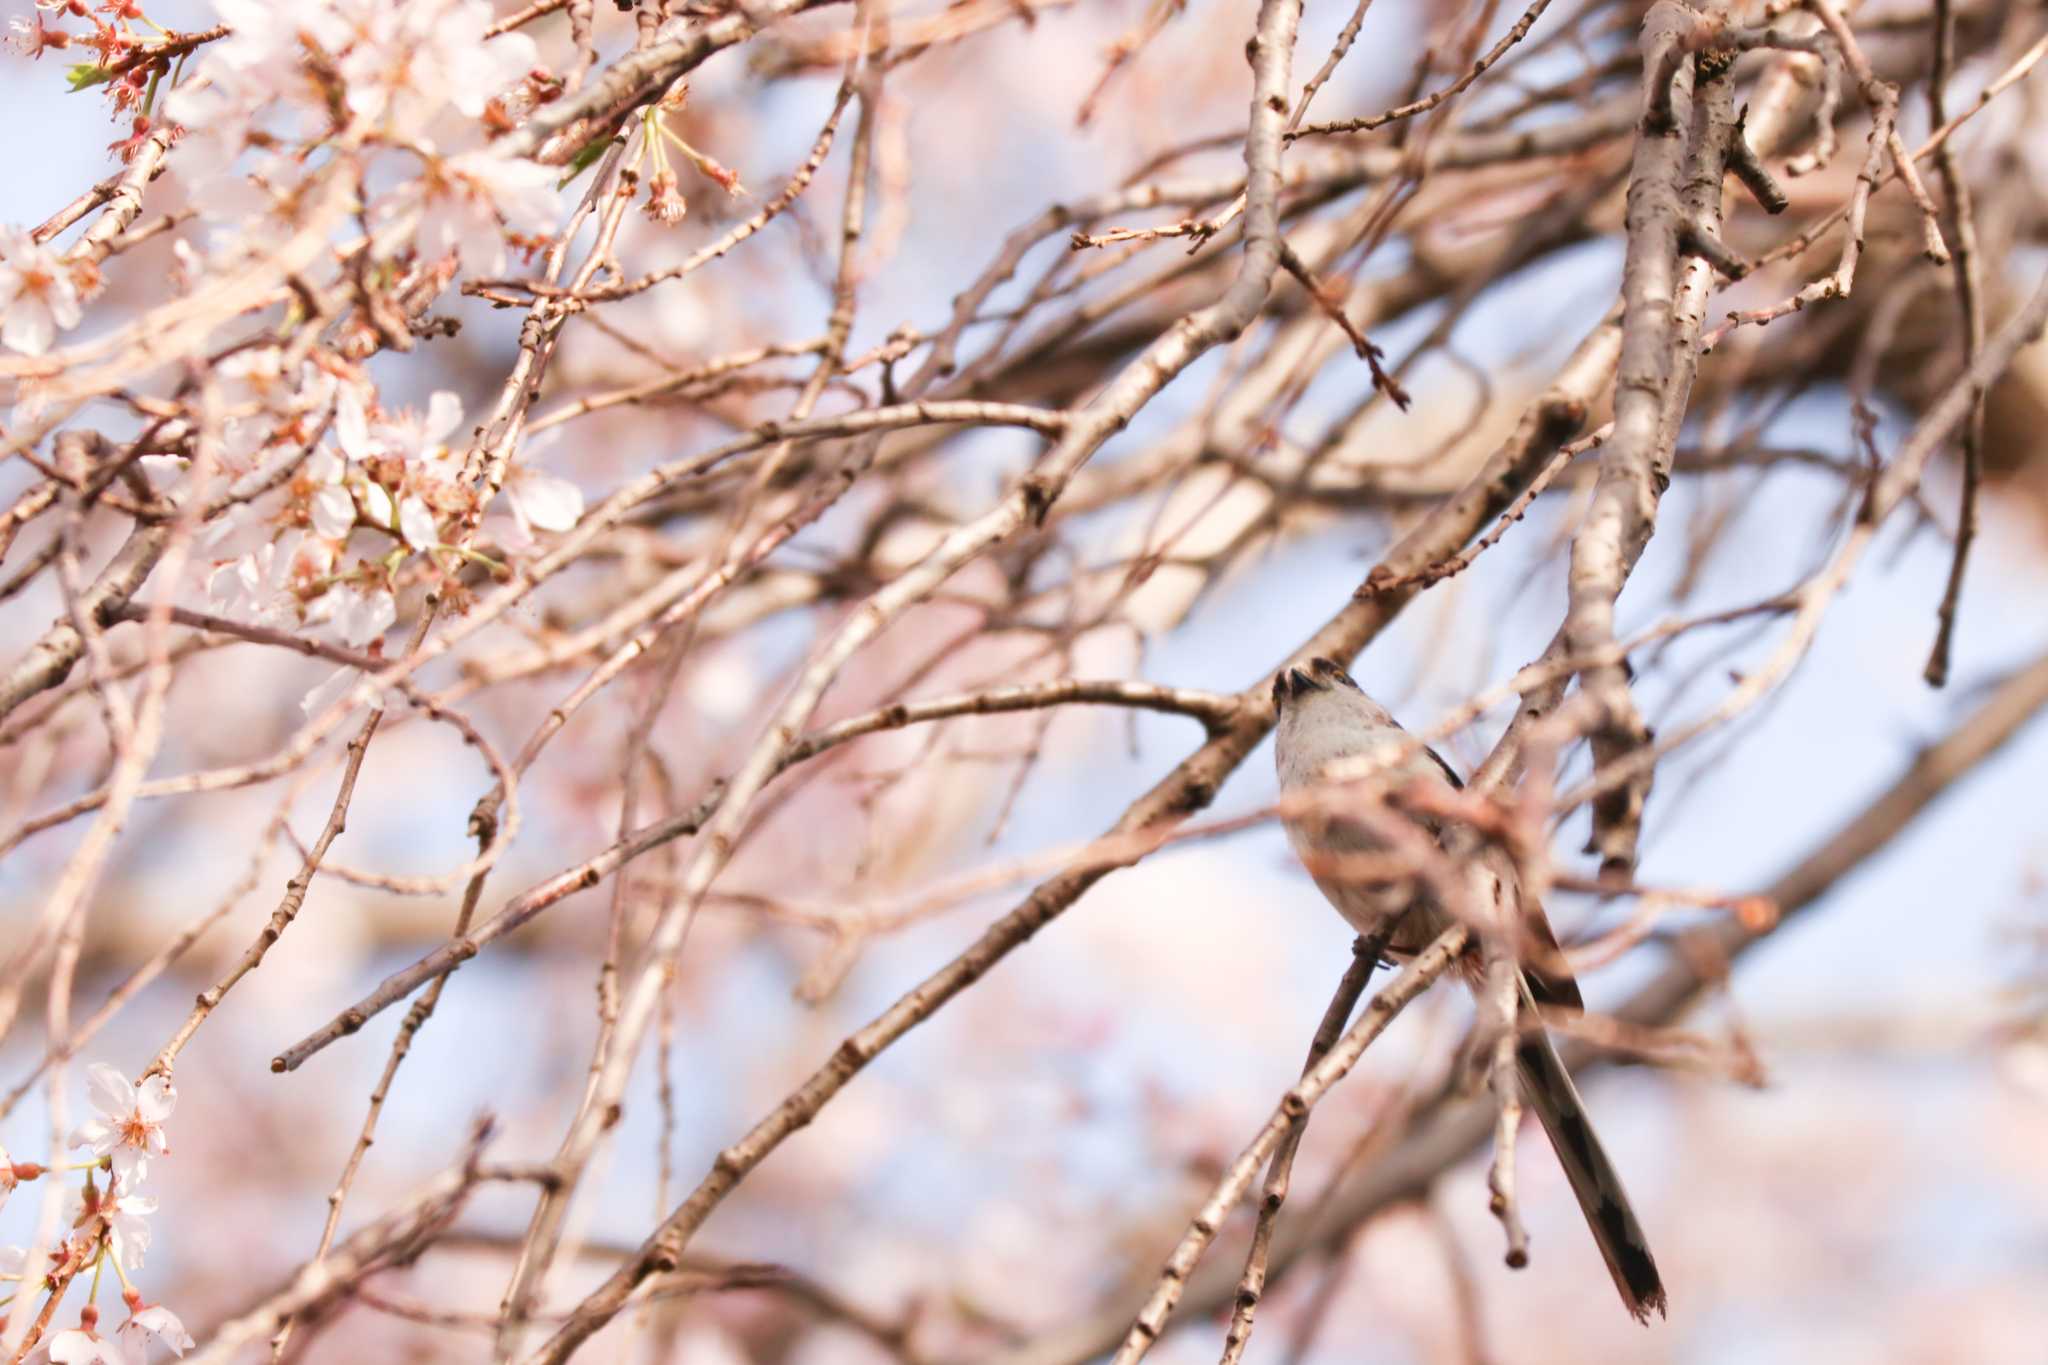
{"left": 1306, "top": 657, "right": 1357, "bottom": 689}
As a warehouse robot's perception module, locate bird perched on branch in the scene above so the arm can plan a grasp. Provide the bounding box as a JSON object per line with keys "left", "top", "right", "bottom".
{"left": 1272, "top": 655, "right": 1666, "bottom": 1323}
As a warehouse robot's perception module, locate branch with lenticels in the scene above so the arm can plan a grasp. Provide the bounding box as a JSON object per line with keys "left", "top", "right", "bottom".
{"left": 1564, "top": 0, "right": 1733, "bottom": 882}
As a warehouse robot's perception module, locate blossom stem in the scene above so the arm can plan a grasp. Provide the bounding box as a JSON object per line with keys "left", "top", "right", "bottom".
{"left": 430, "top": 542, "right": 508, "bottom": 574}
{"left": 104, "top": 1245, "right": 134, "bottom": 1298}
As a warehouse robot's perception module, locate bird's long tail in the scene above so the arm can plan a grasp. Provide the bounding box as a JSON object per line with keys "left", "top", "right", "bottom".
{"left": 1513, "top": 987, "right": 1668, "bottom": 1323}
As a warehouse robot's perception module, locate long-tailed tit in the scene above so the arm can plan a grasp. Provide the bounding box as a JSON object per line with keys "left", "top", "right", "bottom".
{"left": 1273, "top": 655, "right": 1666, "bottom": 1322}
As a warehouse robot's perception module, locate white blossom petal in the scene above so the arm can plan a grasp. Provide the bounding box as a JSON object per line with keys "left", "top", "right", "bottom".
{"left": 107, "top": 1145, "right": 150, "bottom": 1188}
{"left": 312, "top": 484, "right": 357, "bottom": 540}
{"left": 105, "top": 1192, "right": 156, "bottom": 1270}
{"left": 48, "top": 1327, "right": 123, "bottom": 1365}
{"left": 85, "top": 1064, "right": 133, "bottom": 1119}
{"left": 134, "top": 1075, "right": 175, "bottom": 1126}
{"left": 358, "top": 480, "right": 394, "bottom": 528}
{"left": 335, "top": 388, "right": 373, "bottom": 463}
{"left": 398, "top": 496, "right": 438, "bottom": 550}
{"left": 301, "top": 666, "right": 356, "bottom": 717}
{"left": 207, "top": 562, "right": 240, "bottom": 608}
{"left": 119, "top": 1304, "right": 194, "bottom": 1359}
{"left": 422, "top": 391, "right": 462, "bottom": 447}
{"left": 488, "top": 510, "right": 535, "bottom": 555}
{"left": 67, "top": 1118, "right": 114, "bottom": 1158}
{"left": 305, "top": 447, "right": 344, "bottom": 485}
{"left": 289, "top": 531, "right": 335, "bottom": 585}
{"left": 0, "top": 297, "right": 55, "bottom": 356}
{"left": 509, "top": 472, "right": 582, "bottom": 533}
{"left": 137, "top": 454, "right": 187, "bottom": 486}
{"left": 450, "top": 151, "right": 560, "bottom": 235}
{"left": 335, "top": 586, "right": 396, "bottom": 646}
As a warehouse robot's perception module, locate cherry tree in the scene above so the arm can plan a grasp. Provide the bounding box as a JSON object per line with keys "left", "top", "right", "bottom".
{"left": 3, "top": 0, "right": 2047, "bottom": 1361}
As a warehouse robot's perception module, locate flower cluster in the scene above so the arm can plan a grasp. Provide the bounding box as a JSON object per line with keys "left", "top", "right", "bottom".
{"left": 199, "top": 383, "right": 583, "bottom": 664}
{"left": 2, "top": 1, "right": 595, "bottom": 681}
{"left": 7, "top": 1, "right": 171, "bottom": 136}
{"left": 3, "top": 0, "right": 563, "bottom": 357}
{"left": 162, "top": 0, "right": 555, "bottom": 273}
{"left": 0, "top": 1064, "right": 191, "bottom": 1362}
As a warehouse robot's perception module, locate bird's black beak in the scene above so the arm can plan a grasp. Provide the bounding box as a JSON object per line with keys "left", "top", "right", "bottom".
{"left": 1274, "top": 658, "right": 1361, "bottom": 707}
{"left": 1271, "top": 665, "right": 1315, "bottom": 707}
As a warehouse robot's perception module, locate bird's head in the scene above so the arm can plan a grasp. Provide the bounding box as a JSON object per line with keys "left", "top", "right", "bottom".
{"left": 1271, "top": 656, "right": 1362, "bottom": 708}
{"left": 1271, "top": 657, "right": 1428, "bottom": 785}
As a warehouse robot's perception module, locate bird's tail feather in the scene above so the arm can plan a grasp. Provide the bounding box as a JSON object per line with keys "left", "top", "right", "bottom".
{"left": 1513, "top": 992, "right": 1667, "bottom": 1324}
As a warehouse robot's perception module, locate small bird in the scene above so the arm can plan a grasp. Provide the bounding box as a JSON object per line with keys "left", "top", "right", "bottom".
{"left": 1273, "top": 655, "right": 1666, "bottom": 1322}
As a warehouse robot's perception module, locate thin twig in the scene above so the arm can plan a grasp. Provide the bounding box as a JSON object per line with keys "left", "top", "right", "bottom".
{"left": 1113, "top": 926, "right": 1469, "bottom": 1365}
{"left": 1218, "top": 927, "right": 1391, "bottom": 1363}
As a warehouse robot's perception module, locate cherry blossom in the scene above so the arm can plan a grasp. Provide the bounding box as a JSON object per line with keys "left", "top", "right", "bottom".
{"left": 305, "top": 449, "right": 360, "bottom": 542}
{"left": 69, "top": 1174, "right": 159, "bottom": 1270}
{"left": 138, "top": 417, "right": 268, "bottom": 496}
{"left": 359, "top": 478, "right": 396, "bottom": 531}
{"left": 299, "top": 664, "right": 390, "bottom": 718}
{"left": 305, "top": 581, "right": 396, "bottom": 648}
{"left": 380, "top": 150, "right": 561, "bottom": 276}
{"left": 5, "top": 8, "right": 71, "bottom": 59}
{"left": 626, "top": 90, "right": 746, "bottom": 229}
{"left": 203, "top": 0, "right": 351, "bottom": 91}
{"left": 321, "top": 391, "right": 460, "bottom": 556}
{"left": 168, "top": 121, "right": 306, "bottom": 237}
{"left": 160, "top": 81, "right": 254, "bottom": 190}
{"left": 165, "top": 0, "right": 544, "bottom": 274}
{"left": 0, "top": 225, "right": 84, "bottom": 356}
{"left": 69, "top": 1065, "right": 173, "bottom": 1188}
{"left": 48, "top": 1307, "right": 121, "bottom": 1365}
{"left": 336, "top": 584, "right": 398, "bottom": 645}
{"left": 339, "top": 386, "right": 468, "bottom": 489}
{"left": 397, "top": 494, "right": 437, "bottom": 551}
{"left": 337, "top": 0, "right": 538, "bottom": 134}
{"left": 217, "top": 347, "right": 339, "bottom": 419}
{"left": 47, "top": 1326, "right": 123, "bottom": 1365}
{"left": 332, "top": 389, "right": 467, "bottom": 553}
{"left": 333, "top": 386, "right": 376, "bottom": 464}
{"left": 502, "top": 465, "right": 584, "bottom": 548}
{"left": 302, "top": 443, "right": 415, "bottom": 548}
{"left": 157, "top": 28, "right": 328, "bottom": 259}
{"left": 161, "top": 4, "right": 346, "bottom": 246}
{"left": 338, "top": 388, "right": 465, "bottom": 473}
{"left": 108, "top": 1203, "right": 154, "bottom": 1273}
{"left": 207, "top": 543, "right": 297, "bottom": 627}
{"left": 117, "top": 1299, "right": 194, "bottom": 1361}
